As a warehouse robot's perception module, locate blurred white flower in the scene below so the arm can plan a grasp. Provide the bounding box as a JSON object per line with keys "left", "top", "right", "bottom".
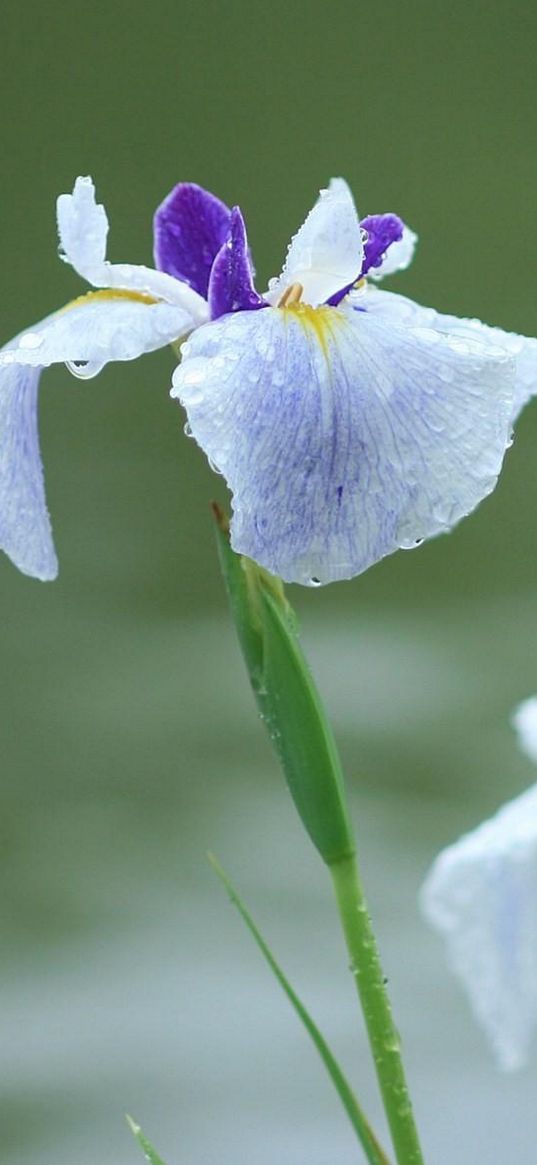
{"left": 512, "top": 696, "right": 537, "bottom": 764}
{"left": 421, "top": 698, "right": 537, "bottom": 1070}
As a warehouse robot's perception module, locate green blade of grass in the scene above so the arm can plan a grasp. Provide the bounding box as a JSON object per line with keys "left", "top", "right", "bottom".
{"left": 126, "top": 1115, "right": 168, "bottom": 1165}
{"left": 208, "top": 854, "right": 392, "bottom": 1165}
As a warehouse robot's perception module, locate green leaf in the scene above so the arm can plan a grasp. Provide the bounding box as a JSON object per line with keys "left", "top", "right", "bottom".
{"left": 208, "top": 854, "right": 391, "bottom": 1165}
{"left": 258, "top": 587, "right": 354, "bottom": 863}
{"left": 213, "top": 506, "right": 355, "bottom": 865}
{"left": 126, "top": 1115, "right": 168, "bottom": 1165}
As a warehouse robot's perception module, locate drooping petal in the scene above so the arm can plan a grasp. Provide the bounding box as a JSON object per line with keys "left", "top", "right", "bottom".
{"left": 363, "top": 286, "right": 537, "bottom": 419}
{"left": 172, "top": 301, "right": 514, "bottom": 585}
{"left": 153, "top": 182, "right": 232, "bottom": 298}
{"left": 0, "top": 361, "right": 57, "bottom": 580}
{"left": 208, "top": 207, "right": 265, "bottom": 319}
{"left": 0, "top": 295, "right": 194, "bottom": 378}
{"left": 367, "top": 223, "right": 417, "bottom": 280}
{"left": 420, "top": 781, "right": 537, "bottom": 1070}
{"left": 267, "top": 178, "right": 364, "bottom": 309}
{"left": 57, "top": 177, "right": 208, "bottom": 324}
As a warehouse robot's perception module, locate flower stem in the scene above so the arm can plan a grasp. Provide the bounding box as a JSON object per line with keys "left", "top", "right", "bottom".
{"left": 213, "top": 513, "right": 424, "bottom": 1162}
{"left": 330, "top": 852, "right": 425, "bottom": 1165}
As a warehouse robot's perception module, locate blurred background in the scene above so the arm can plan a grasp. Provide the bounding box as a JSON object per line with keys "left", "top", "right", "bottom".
{"left": 1, "top": 2, "right": 537, "bottom": 1161}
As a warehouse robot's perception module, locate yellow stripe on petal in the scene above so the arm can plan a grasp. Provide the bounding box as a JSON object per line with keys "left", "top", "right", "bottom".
{"left": 61, "top": 287, "right": 159, "bottom": 314}
{"left": 281, "top": 301, "right": 344, "bottom": 357}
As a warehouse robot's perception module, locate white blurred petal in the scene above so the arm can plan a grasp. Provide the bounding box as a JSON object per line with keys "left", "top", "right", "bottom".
{"left": 369, "top": 223, "right": 418, "bottom": 280}
{"left": 268, "top": 178, "right": 363, "bottom": 308}
{"left": 0, "top": 360, "right": 57, "bottom": 580}
{"left": 0, "top": 298, "right": 192, "bottom": 374}
{"left": 57, "top": 177, "right": 208, "bottom": 323}
{"left": 172, "top": 302, "right": 513, "bottom": 585}
{"left": 512, "top": 697, "right": 537, "bottom": 765}
{"left": 363, "top": 286, "right": 537, "bottom": 420}
{"left": 421, "top": 782, "right": 537, "bottom": 1070}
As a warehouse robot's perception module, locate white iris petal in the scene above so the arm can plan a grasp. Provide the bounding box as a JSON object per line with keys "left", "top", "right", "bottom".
{"left": 172, "top": 303, "right": 514, "bottom": 585}
{"left": 0, "top": 299, "right": 193, "bottom": 370}
{"left": 363, "top": 287, "right": 537, "bottom": 420}
{"left": 57, "top": 176, "right": 208, "bottom": 323}
{"left": 267, "top": 178, "right": 363, "bottom": 308}
{"left": 0, "top": 173, "right": 216, "bottom": 581}
{"left": 0, "top": 294, "right": 188, "bottom": 582}
{"left": 57, "top": 175, "right": 109, "bottom": 284}
{"left": 421, "top": 777, "right": 537, "bottom": 1071}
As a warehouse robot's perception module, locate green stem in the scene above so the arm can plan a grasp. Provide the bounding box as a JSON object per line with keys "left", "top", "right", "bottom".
{"left": 330, "top": 853, "right": 425, "bottom": 1165}
{"left": 213, "top": 515, "right": 424, "bottom": 1162}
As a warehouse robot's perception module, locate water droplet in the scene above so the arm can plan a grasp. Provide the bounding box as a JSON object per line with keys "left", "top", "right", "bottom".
{"left": 65, "top": 359, "right": 105, "bottom": 380}
{"left": 208, "top": 457, "right": 223, "bottom": 475}
{"left": 183, "top": 421, "right": 193, "bottom": 438}
{"left": 183, "top": 365, "right": 205, "bottom": 387}
{"left": 19, "top": 332, "right": 43, "bottom": 350}
{"left": 308, "top": 576, "right": 322, "bottom": 588}
{"left": 399, "top": 535, "right": 424, "bottom": 550}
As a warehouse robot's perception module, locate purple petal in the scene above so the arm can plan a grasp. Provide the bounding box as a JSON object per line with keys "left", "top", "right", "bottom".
{"left": 208, "top": 207, "right": 265, "bottom": 319}
{"left": 360, "top": 214, "right": 404, "bottom": 277}
{"left": 153, "top": 183, "right": 232, "bottom": 298}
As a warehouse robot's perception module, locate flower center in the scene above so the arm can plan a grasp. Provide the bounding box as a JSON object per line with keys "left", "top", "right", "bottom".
{"left": 281, "top": 301, "right": 344, "bottom": 356}
{"left": 275, "top": 282, "right": 304, "bottom": 308}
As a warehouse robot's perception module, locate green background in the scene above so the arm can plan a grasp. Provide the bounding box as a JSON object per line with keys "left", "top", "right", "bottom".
{"left": 1, "top": 3, "right": 537, "bottom": 1162}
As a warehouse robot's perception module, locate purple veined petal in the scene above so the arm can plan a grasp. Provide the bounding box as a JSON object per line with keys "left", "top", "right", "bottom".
{"left": 421, "top": 778, "right": 537, "bottom": 1071}
{"left": 153, "top": 183, "right": 232, "bottom": 298}
{"left": 208, "top": 207, "right": 266, "bottom": 319}
{"left": 0, "top": 360, "right": 57, "bottom": 580}
{"left": 362, "top": 286, "right": 537, "bottom": 421}
{"left": 172, "top": 301, "right": 514, "bottom": 586}
{"left": 0, "top": 289, "right": 194, "bottom": 581}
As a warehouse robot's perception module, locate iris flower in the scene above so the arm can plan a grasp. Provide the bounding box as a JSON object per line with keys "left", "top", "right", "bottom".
{"left": 1, "top": 176, "right": 536, "bottom": 583}
{"left": 421, "top": 698, "right": 537, "bottom": 1071}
